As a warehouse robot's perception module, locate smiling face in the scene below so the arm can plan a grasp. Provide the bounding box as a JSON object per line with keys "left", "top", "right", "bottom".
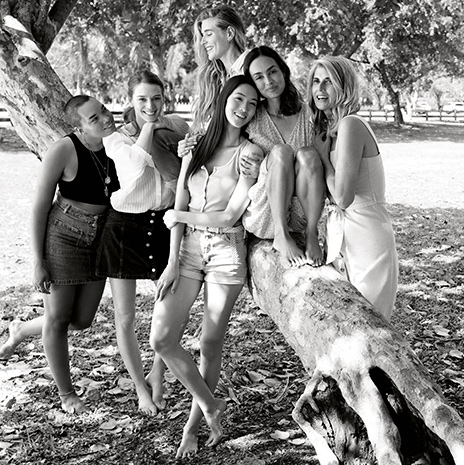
{"left": 77, "top": 98, "right": 116, "bottom": 141}
{"left": 200, "top": 17, "right": 231, "bottom": 61}
{"left": 248, "top": 56, "right": 286, "bottom": 101}
{"left": 224, "top": 83, "right": 258, "bottom": 128}
{"left": 131, "top": 82, "right": 164, "bottom": 126}
{"left": 311, "top": 65, "right": 337, "bottom": 116}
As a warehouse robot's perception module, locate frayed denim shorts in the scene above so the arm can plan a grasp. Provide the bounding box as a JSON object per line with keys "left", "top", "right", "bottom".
{"left": 43, "top": 194, "right": 108, "bottom": 285}
{"left": 179, "top": 225, "right": 247, "bottom": 285}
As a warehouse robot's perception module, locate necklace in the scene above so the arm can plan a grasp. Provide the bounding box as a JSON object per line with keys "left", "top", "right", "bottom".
{"left": 266, "top": 108, "right": 284, "bottom": 118}
{"left": 83, "top": 134, "right": 111, "bottom": 197}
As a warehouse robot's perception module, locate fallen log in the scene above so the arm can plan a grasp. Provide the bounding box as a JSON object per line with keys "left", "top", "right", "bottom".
{"left": 247, "top": 236, "right": 464, "bottom": 465}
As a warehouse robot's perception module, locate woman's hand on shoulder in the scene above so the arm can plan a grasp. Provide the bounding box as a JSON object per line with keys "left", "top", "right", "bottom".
{"left": 313, "top": 129, "right": 331, "bottom": 162}
{"left": 155, "top": 261, "right": 180, "bottom": 302}
{"left": 177, "top": 133, "right": 200, "bottom": 158}
{"left": 240, "top": 143, "right": 264, "bottom": 178}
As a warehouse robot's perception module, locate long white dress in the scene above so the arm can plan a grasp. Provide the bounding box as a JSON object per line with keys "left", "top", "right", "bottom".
{"left": 325, "top": 116, "right": 398, "bottom": 320}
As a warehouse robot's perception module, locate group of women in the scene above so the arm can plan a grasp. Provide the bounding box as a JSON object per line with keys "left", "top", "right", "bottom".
{"left": 0, "top": 3, "right": 398, "bottom": 458}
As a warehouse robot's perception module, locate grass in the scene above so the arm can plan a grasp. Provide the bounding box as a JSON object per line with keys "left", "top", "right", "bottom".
{"left": 0, "top": 122, "right": 463, "bottom": 464}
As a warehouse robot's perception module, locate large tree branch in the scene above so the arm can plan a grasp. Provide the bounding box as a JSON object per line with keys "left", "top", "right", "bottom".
{"left": 247, "top": 236, "right": 464, "bottom": 463}
{"left": 39, "top": 0, "right": 78, "bottom": 54}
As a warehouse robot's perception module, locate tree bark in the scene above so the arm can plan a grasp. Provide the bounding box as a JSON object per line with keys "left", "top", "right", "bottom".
{"left": 375, "top": 60, "right": 404, "bottom": 126}
{"left": 247, "top": 236, "right": 464, "bottom": 464}
{"left": 0, "top": 0, "right": 74, "bottom": 157}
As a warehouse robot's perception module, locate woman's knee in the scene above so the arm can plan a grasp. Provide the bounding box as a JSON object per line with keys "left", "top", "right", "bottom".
{"left": 44, "top": 314, "right": 71, "bottom": 333}
{"left": 269, "top": 143, "right": 294, "bottom": 165}
{"left": 150, "top": 317, "right": 177, "bottom": 354}
{"left": 296, "top": 146, "right": 323, "bottom": 173}
{"left": 150, "top": 331, "right": 175, "bottom": 355}
{"left": 70, "top": 316, "right": 93, "bottom": 330}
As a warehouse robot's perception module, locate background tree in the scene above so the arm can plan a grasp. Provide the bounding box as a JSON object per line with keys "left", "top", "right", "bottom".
{"left": 0, "top": 0, "right": 78, "bottom": 156}
{"left": 357, "top": 0, "right": 464, "bottom": 124}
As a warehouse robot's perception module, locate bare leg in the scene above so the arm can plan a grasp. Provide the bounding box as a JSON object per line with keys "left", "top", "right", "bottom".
{"left": 145, "top": 353, "right": 167, "bottom": 410}
{"left": 151, "top": 277, "right": 227, "bottom": 454}
{"left": 0, "top": 295, "right": 103, "bottom": 361}
{"left": 176, "top": 282, "right": 242, "bottom": 458}
{"left": 0, "top": 318, "right": 44, "bottom": 360}
{"left": 146, "top": 314, "right": 189, "bottom": 409}
{"left": 295, "top": 147, "right": 325, "bottom": 266}
{"left": 42, "top": 281, "right": 105, "bottom": 413}
{"left": 266, "top": 144, "right": 306, "bottom": 267}
{"left": 110, "top": 278, "right": 158, "bottom": 415}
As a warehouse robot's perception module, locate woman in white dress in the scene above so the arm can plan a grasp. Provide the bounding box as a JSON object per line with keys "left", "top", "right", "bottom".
{"left": 308, "top": 56, "right": 398, "bottom": 320}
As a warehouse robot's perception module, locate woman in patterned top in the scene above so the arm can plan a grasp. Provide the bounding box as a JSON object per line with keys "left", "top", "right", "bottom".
{"left": 242, "top": 46, "right": 326, "bottom": 268}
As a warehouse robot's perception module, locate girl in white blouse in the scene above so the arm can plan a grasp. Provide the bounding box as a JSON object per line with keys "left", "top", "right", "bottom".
{"left": 97, "top": 70, "right": 189, "bottom": 414}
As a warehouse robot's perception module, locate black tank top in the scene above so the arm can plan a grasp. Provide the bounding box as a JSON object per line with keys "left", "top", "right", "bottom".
{"left": 58, "top": 133, "right": 119, "bottom": 205}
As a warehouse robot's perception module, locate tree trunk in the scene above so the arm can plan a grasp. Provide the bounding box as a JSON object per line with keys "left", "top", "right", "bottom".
{"left": 247, "top": 236, "right": 464, "bottom": 464}
{"left": 374, "top": 60, "right": 404, "bottom": 126}
{"left": 0, "top": 1, "right": 75, "bottom": 157}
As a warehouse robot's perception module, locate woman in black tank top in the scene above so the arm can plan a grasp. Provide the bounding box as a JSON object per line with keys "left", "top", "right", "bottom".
{"left": 0, "top": 96, "right": 118, "bottom": 414}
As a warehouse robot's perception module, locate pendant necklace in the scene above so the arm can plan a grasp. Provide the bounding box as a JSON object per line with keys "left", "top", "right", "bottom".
{"left": 83, "top": 134, "right": 111, "bottom": 197}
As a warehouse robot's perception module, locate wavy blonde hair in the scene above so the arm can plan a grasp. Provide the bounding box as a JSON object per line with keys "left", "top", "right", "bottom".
{"left": 307, "top": 56, "right": 361, "bottom": 136}
{"left": 191, "top": 5, "right": 247, "bottom": 133}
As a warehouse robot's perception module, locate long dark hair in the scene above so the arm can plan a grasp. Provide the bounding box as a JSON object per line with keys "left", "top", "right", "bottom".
{"left": 185, "top": 74, "right": 258, "bottom": 187}
{"left": 243, "top": 46, "right": 302, "bottom": 116}
{"left": 122, "top": 70, "right": 165, "bottom": 125}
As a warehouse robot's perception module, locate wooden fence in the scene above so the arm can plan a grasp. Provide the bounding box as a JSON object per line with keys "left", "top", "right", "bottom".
{"left": 1, "top": 108, "right": 463, "bottom": 128}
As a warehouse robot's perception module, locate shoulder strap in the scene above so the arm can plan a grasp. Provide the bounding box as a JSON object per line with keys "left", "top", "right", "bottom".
{"left": 345, "top": 115, "right": 379, "bottom": 154}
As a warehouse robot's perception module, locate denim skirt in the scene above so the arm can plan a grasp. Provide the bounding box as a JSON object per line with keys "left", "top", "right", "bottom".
{"left": 96, "top": 208, "right": 170, "bottom": 280}
{"left": 43, "top": 194, "right": 108, "bottom": 285}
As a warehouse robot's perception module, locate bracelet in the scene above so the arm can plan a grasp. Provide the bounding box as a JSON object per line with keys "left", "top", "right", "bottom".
{"left": 58, "top": 389, "right": 76, "bottom": 398}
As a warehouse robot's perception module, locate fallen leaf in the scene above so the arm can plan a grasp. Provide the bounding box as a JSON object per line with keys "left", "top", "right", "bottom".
{"left": 449, "top": 349, "right": 464, "bottom": 359}
{"left": 168, "top": 411, "right": 183, "bottom": 420}
{"left": 433, "top": 326, "right": 450, "bottom": 337}
{"left": 247, "top": 370, "right": 266, "bottom": 383}
{"left": 100, "top": 419, "right": 118, "bottom": 430}
{"left": 90, "top": 443, "right": 110, "bottom": 452}
{"left": 270, "top": 430, "right": 290, "bottom": 440}
{"left": 289, "top": 438, "right": 306, "bottom": 445}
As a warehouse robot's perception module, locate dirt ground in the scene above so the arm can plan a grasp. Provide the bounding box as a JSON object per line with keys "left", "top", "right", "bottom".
{"left": 0, "top": 122, "right": 463, "bottom": 464}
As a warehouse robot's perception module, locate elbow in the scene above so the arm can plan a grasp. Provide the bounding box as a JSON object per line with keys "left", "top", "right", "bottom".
{"left": 217, "top": 211, "right": 237, "bottom": 228}
{"left": 334, "top": 193, "right": 354, "bottom": 210}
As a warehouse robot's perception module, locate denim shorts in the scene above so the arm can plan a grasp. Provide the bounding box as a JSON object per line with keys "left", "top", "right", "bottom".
{"left": 43, "top": 194, "right": 108, "bottom": 285}
{"left": 96, "top": 208, "right": 170, "bottom": 280}
{"left": 179, "top": 225, "right": 247, "bottom": 285}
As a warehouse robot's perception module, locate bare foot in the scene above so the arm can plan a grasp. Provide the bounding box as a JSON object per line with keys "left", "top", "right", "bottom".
{"left": 0, "top": 320, "right": 23, "bottom": 360}
{"left": 305, "top": 231, "right": 324, "bottom": 267}
{"left": 136, "top": 384, "right": 159, "bottom": 415}
{"left": 60, "top": 391, "right": 89, "bottom": 414}
{"left": 146, "top": 371, "right": 166, "bottom": 411}
{"left": 176, "top": 428, "right": 199, "bottom": 458}
{"left": 204, "top": 399, "right": 227, "bottom": 447}
{"left": 273, "top": 232, "right": 306, "bottom": 268}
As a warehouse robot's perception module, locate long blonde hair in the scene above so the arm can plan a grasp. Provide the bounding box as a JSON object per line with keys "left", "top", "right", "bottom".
{"left": 307, "top": 56, "right": 361, "bottom": 136}
{"left": 191, "top": 5, "right": 247, "bottom": 133}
